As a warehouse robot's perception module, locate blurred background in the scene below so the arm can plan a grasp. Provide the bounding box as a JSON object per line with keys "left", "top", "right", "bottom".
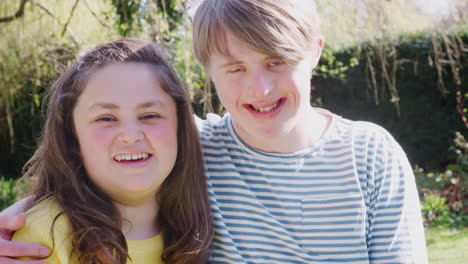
{"left": 0, "top": 1, "right": 467, "bottom": 262}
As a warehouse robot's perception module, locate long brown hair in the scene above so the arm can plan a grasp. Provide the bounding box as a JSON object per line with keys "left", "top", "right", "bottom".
{"left": 21, "top": 38, "right": 213, "bottom": 263}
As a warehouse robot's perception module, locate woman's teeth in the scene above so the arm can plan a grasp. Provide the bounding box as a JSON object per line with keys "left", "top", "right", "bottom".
{"left": 114, "top": 153, "right": 150, "bottom": 161}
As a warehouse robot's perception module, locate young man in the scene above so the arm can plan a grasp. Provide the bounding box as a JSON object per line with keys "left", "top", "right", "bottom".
{"left": 0, "top": 0, "right": 428, "bottom": 263}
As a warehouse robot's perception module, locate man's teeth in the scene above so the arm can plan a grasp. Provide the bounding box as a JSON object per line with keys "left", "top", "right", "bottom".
{"left": 253, "top": 102, "right": 279, "bottom": 112}
{"left": 114, "top": 153, "right": 150, "bottom": 161}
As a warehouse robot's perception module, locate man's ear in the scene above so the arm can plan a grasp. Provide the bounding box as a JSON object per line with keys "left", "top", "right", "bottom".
{"left": 311, "top": 37, "right": 324, "bottom": 69}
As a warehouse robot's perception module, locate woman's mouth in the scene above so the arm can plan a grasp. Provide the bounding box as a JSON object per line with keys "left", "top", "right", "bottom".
{"left": 113, "top": 152, "right": 152, "bottom": 162}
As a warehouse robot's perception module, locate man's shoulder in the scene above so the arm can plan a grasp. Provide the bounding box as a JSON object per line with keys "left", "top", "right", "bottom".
{"left": 196, "top": 113, "right": 229, "bottom": 134}
{"left": 331, "top": 114, "right": 394, "bottom": 142}
{"left": 320, "top": 112, "right": 400, "bottom": 157}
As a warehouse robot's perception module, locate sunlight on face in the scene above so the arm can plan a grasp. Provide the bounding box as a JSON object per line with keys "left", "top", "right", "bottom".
{"left": 207, "top": 31, "right": 321, "bottom": 151}
{"left": 73, "top": 63, "right": 178, "bottom": 206}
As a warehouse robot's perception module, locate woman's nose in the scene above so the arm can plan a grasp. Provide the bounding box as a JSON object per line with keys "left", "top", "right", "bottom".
{"left": 117, "top": 123, "right": 144, "bottom": 144}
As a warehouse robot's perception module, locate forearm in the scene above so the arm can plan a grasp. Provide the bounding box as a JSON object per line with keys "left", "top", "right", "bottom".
{"left": 0, "top": 197, "right": 30, "bottom": 217}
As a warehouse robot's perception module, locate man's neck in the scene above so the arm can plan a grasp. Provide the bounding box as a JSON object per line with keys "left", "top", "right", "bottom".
{"left": 233, "top": 108, "right": 332, "bottom": 154}
{"left": 115, "top": 199, "right": 159, "bottom": 240}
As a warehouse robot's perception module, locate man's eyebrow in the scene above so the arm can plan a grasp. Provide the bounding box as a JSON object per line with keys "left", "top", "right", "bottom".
{"left": 221, "top": 59, "right": 243, "bottom": 68}
{"left": 220, "top": 55, "right": 284, "bottom": 68}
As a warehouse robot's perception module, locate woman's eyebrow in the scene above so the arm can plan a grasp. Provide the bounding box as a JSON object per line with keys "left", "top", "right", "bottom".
{"left": 88, "top": 102, "right": 119, "bottom": 112}
{"left": 87, "top": 100, "right": 167, "bottom": 112}
{"left": 137, "top": 100, "right": 167, "bottom": 109}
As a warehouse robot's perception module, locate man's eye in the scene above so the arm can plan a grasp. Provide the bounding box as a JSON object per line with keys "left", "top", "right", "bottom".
{"left": 227, "top": 67, "right": 244, "bottom": 73}
{"left": 269, "top": 60, "right": 285, "bottom": 67}
{"left": 140, "top": 113, "right": 161, "bottom": 120}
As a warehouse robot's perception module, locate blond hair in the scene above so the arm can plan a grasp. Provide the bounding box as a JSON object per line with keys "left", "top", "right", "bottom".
{"left": 193, "top": 0, "right": 322, "bottom": 66}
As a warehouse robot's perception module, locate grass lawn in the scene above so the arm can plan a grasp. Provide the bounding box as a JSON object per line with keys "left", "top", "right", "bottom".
{"left": 426, "top": 228, "right": 468, "bottom": 264}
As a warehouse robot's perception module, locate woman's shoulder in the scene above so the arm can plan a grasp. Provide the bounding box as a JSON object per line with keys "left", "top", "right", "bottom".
{"left": 24, "top": 197, "right": 70, "bottom": 231}
{"left": 26, "top": 196, "right": 63, "bottom": 218}
{"left": 12, "top": 196, "right": 73, "bottom": 259}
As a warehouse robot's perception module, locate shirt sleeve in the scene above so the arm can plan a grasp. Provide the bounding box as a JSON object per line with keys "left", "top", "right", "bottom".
{"left": 367, "top": 134, "right": 428, "bottom": 264}
{"left": 11, "top": 201, "right": 73, "bottom": 263}
{"left": 193, "top": 113, "right": 204, "bottom": 132}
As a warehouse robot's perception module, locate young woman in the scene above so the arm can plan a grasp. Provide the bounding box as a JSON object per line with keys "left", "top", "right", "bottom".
{"left": 12, "top": 38, "right": 213, "bottom": 263}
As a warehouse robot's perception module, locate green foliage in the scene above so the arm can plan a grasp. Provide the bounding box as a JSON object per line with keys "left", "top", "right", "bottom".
{"left": 111, "top": 0, "right": 142, "bottom": 36}
{"left": 422, "top": 194, "right": 459, "bottom": 227}
{"left": 0, "top": 0, "right": 116, "bottom": 178}
{"left": 109, "top": 0, "right": 187, "bottom": 41}
{"left": 0, "top": 177, "right": 26, "bottom": 211}
{"left": 416, "top": 132, "right": 468, "bottom": 227}
{"left": 154, "top": 0, "right": 185, "bottom": 37}
{"left": 313, "top": 32, "right": 468, "bottom": 170}
{"left": 0, "top": 39, "right": 77, "bottom": 178}
{"left": 315, "top": 48, "right": 359, "bottom": 80}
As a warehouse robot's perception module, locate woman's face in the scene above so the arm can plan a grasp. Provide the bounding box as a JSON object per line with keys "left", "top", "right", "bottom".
{"left": 73, "top": 62, "right": 178, "bottom": 206}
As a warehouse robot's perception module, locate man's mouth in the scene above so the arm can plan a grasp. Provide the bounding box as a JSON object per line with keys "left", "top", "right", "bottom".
{"left": 248, "top": 98, "right": 285, "bottom": 113}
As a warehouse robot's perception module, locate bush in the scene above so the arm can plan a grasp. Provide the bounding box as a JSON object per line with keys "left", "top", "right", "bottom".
{"left": 313, "top": 32, "right": 468, "bottom": 170}
{"left": 0, "top": 178, "right": 23, "bottom": 211}
{"left": 417, "top": 132, "right": 468, "bottom": 227}
{"left": 422, "top": 194, "right": 459, "bottom": 227}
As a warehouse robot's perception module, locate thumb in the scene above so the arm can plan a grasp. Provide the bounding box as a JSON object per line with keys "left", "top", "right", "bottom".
{"left": 0, "top": 213, "right": 27, "bottom": 240}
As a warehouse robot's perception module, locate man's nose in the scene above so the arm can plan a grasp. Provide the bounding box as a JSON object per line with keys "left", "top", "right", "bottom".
{"left": 248, "top": 70, "right": 273, "bottom": 98}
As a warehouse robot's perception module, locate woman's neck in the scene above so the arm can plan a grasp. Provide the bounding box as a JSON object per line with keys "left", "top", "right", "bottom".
{"left": 115, "top": 199, "right": 160, "bottom": 240}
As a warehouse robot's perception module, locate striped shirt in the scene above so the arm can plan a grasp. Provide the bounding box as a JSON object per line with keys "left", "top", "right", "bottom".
{"left": 198, "top": 110, "right": 428, "bottom": 264}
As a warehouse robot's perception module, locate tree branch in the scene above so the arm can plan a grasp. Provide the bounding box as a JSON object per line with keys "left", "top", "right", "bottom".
{"left": 82, "top": 0, "right": 113, "bottom": 31}
{"left": 30, "top": 1, "right": 80, "bottom": 46}
{"left": 61, "top": 0, "right": 80, "bottom": 37}
{"left": 0, "top": 0, "right": 29, "bottom": 23}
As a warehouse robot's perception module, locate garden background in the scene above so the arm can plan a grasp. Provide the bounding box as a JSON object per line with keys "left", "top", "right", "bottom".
{"left": 0, "top": 0, "right": 467, "bottom": 262}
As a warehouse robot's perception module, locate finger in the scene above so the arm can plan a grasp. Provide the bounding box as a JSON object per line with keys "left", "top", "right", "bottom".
{"left": 0, "top": 231, "right": 12, "bottom": 241}
{"left": 0, "top": 214, "right": 26, "bottom": 232}
{"left": 0, "top": 241, "right": 50, "bottom": 258}
{"left": 0, "top": 256, "right": 46, "bottom": 264}
{"left": 0, "top": 214, "right": 26, "bottom": 240}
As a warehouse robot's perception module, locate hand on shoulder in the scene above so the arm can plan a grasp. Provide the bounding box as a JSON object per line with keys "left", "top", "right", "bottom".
{"left": 0, "top": 200, "right": 50, "bottom": 262}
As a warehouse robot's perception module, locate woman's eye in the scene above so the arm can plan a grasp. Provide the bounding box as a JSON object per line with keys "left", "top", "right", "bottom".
{"left": 141, "top": 113, "right": 161, "bottom": 120}
{"left": 96, "top": 116, "right": 116, "bottom": 122}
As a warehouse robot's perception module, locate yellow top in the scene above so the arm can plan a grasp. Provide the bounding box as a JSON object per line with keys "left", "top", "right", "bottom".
{"left": 12, "top": 198, "right": 164, "bottom": 264}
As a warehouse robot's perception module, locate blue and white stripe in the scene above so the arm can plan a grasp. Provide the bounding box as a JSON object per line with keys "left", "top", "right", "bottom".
{"left": 199, "top": 111, "right": 427, "bottom": 264}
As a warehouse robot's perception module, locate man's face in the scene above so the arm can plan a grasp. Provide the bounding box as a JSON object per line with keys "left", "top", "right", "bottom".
{"left": 206, "top": 31, "right": 322, "bottom": 151}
